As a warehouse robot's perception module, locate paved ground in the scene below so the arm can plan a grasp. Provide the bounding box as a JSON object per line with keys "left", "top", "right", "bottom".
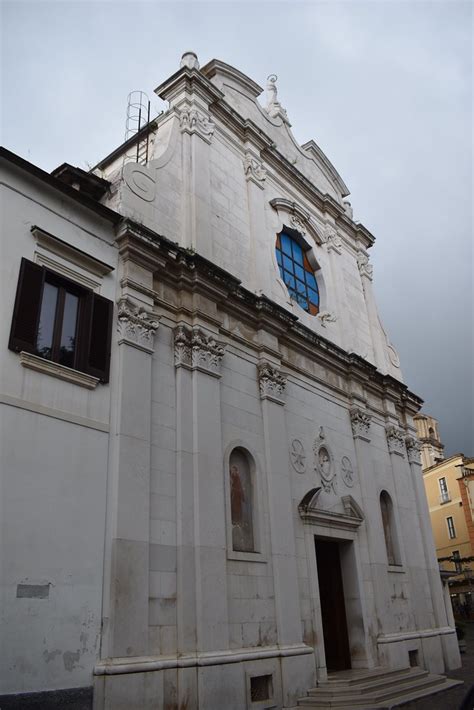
{"left": 399, "top": 622, "right": 474, "bottom": 710}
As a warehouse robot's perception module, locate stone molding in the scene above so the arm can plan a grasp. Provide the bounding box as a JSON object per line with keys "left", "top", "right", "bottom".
{"left": 179, "top": 106, "right": 215, "bottom": 143}
{"left": 257, "top": 361, "right": 286, "bottom": 405}
{"left": 385, "top": 425, "right": 406, "bottom": 457}
{"left": 19, "top": 351, "right": 99, "bottom": 390}
{"left": 243, "top": 152, "right": 266, "bottom": 188}
{"left": 117, "top": 297, "right": 160, "bottom": 354}
{"left": 350, "top": 407, "right": 371, "bottom": 442}
{"left": 357, "top": 251, "right": 374, "bottom": 281}
{"left": 174, "top": 324, "right": 225, "bottom": 377}
{"left": 405, "top": 436, "right": 422, "bottom": 465}
{"left": 94, "top": 642, "right": 313, "bottom": 675}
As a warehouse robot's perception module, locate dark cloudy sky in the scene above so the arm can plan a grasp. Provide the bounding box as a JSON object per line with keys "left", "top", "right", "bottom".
{"left": 2, "top": 0, "right": 472, "bottom": 455}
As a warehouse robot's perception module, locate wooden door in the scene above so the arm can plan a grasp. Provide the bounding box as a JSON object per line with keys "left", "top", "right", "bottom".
{"left": 315, "top": 539, "right": 351, "bottom": 671}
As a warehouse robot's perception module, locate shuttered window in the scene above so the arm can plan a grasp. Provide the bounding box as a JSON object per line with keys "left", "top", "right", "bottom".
{"left": 9, "top": 258, "right": 113, "bottom": 383}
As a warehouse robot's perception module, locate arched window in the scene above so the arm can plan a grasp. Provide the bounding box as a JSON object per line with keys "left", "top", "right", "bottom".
{"left": 275, "top": 232, "right": 319, "bottom": 315}
{"left": 380, "top": 491, "right": 401, "bottom": 566}
{"left": 229, "top": 448, "right": 255, "bottom": 552}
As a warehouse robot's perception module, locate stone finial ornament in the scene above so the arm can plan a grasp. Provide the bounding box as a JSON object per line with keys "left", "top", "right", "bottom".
{"left": 265, "top": 74, "right": 288, "bottom": 121}
{"left": 180, "top": 51, "right": 200, "bottom": 70}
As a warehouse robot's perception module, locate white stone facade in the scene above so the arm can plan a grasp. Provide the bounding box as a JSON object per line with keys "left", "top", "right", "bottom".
{"left": 0, "top": 54, "right": 460, "bottom": 710}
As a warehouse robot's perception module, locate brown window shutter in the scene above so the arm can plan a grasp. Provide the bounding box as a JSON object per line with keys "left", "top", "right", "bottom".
{"left": 80, "top": 292, "right": 113, "bottom": 383}
{"left": 8, "top": 258, "right": 45, "bottom": 354}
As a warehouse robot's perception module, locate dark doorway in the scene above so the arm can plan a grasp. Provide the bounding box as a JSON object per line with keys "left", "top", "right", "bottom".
{"left": 315, "top": 538, "right": 351, "bottom": 671}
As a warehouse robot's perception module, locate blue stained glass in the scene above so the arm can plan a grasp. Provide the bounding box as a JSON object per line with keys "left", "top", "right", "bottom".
{"left": 283, "top": 271, "right": 295, "bottom": 289}
{"left": 295, "top": 264, "right": 305, "bottom": 282}
{"left": 292, "top": 241, "right": 303, "bottom": 263}
{"left": 275, "top": 232, "right": 320, "bottom": 316}
{"left": 296, "top": 278, "right": 306, "bottom": 295}
{"left": 281, "top": 233, "right": 292, "bottom": 256}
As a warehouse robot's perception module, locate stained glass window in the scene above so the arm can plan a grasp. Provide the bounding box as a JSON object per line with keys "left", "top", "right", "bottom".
{"left": 275, "top": 232, "right": 319, "bottom": 315}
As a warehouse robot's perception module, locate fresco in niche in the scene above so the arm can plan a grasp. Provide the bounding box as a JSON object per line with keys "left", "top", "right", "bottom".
{"left": 230, "top": 448, "right": 255, "bottom": 552}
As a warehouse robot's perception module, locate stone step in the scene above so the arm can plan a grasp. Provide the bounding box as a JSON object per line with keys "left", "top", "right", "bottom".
{"left": 306, "top": 667, "right": 429, "bottom": 696}
{"left": 318, "top": 666, "right": 425, "bottom": 687}
{"left": 297, "top": 669, "right": 463, "bottom": 709}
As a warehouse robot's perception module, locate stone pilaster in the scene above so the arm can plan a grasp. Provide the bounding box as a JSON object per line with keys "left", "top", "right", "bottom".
{"left": 105, "top": 295, "right": 158, "bottom": 658}
{"left": 258, "top": 360, "right": 304, "bottom": 705}
{"left": 174, "top": 324, "right": 228, "bottom": 657}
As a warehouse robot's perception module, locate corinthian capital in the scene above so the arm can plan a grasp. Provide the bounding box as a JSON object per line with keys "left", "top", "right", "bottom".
{"left": 174, "top": 324, "right": 225, "bottom": 377}
{"left": 117, "top": 297, "right": 159, "bottom": 353}
{"left": 258, "top": 362, "right": 286, "bottom": 405}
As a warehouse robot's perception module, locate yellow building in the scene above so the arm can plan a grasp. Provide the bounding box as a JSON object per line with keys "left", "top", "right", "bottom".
{"left": 415, "top": 414, "right": 474, "bottom": 616}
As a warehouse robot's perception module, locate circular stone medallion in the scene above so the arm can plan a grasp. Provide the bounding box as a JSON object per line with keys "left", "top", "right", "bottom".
{"left": 290, "top": 439, "right": 306, "bottom": 473}
{"left": 341, "top": 456, "right": 355, "bottom": 487}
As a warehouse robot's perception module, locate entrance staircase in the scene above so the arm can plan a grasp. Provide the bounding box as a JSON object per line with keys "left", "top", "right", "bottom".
{"left": 297, "top": 666, "right": 463, "bottom": 709}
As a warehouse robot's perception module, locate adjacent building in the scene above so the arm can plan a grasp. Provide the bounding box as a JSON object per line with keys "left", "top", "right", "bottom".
{"left": 415, "top": 416, "right": 474, "bottom": 617}
{"left": 0, "top": 53, "right": 461, "bottom": 710}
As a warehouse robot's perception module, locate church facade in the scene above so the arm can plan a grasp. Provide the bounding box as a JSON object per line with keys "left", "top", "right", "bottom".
{"left": 0, "top": 54, "right": 460, "bottom": 709}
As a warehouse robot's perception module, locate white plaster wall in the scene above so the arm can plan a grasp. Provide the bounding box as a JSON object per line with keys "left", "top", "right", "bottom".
{"left": 0, "top": 166, "right": 117, "bottom": 694}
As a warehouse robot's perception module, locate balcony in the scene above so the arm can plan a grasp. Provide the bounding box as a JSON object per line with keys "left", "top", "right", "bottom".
{"left": 439, "top": 491, "right": 451, "bottom": 504}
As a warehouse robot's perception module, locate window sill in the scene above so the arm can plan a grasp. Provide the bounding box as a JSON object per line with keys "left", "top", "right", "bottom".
{"left": 19, "top": 351, "right": 100, "bottom": 390}
{"left": 227, "top": 550, "right": 267, "bottom": 564}
{"left": 387, "top": 564, "right": 405, "bottom": 574}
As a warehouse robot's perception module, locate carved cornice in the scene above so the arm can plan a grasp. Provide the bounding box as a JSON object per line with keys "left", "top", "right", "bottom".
{"left": 350, "top": 407, "right": 372, "bottom": 442}
{"left": 117, "top": 297, "right": 160, "bottom": 353}
{"left": 258, "top": 361, "right": 286, "bottom": 405}
{"left": 298, "top": 488, "right": 364, "bottom": 531}
{"left": 385, "top": 425, "right": 406, "bottom": 457}
{"left": 243, "top": 152, "right": 266, "bottom": 188}
{"left": 405, "top": 436, "right": 422, "bottom": 465}
{"left": 113, "top": 221, "right": 424, "bottom": 415}
{"left": 174, "top": 324, "right": 225, "bottom": 377}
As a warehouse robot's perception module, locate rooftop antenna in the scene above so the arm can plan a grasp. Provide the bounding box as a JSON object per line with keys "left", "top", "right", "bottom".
{"left": 124, "top": 90, "right": 151, "bottom": 165}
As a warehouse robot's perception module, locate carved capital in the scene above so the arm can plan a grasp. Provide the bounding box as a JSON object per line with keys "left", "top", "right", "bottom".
{"left": 258, "top": 362, "right": 286, "bottom": 405}
{"left": 179, "top": 106, "right": 215, "bottom": 143}
{"left": 350, "top": 407, "right": 371, "bottom": 442}
{"left": 324, "top": 225, "right": 343, "bottom": 254}
{"left": 357, "top": 251, "right": 373, "bottom": 281}
{"left": 243, "top": 152, "right": 266, "bottom": 188}
{"left": 174, "top": 324, "right": 225, "bottom": 377}
{"left": 385, "top": 425, "right": 406, "bottom": 457}
{"left": 405, "top": 436, "right": 422, "bottom": 465}
{"left": 117, "top": 297, "right": 159, "bottom": 353}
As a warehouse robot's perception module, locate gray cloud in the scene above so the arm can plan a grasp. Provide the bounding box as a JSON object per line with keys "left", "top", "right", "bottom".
{"left": 2, "top": 0, "right": 472, "bottom": 454}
